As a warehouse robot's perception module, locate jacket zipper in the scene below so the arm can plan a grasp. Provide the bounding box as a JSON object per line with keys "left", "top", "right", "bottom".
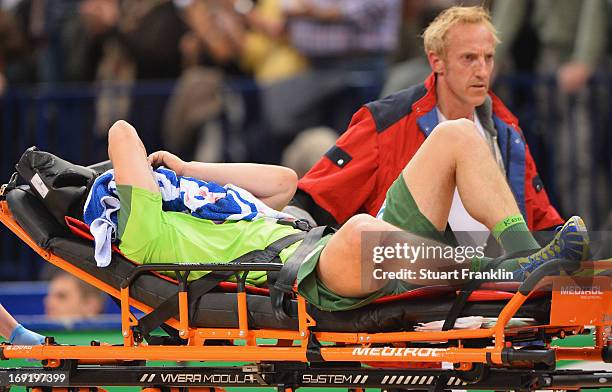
{"left": 505, "top": 127, "right": 512, "bottom": 172}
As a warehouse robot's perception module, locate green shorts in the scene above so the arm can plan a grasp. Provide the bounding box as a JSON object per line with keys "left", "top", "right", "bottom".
{"left": 381, "top": 175, "right": 449, "bottom": 243}
{"left": 296, "top": 175, "right": 451, "bottom": 312}
{"left": 117, "top": 185, "right": 302, "bottom": 285}
{"left": 295, "top": 233, "right": 412, "bottom": 311}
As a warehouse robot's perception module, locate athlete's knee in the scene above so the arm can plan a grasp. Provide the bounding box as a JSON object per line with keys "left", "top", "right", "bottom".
{"left": 345, "top": 214, "right": 378, "bottom": 231}
{"left": 342, "top": 214, "right": 379, "bottom": 248}
{"left": 433, "top": 118, "right": 476, "bottom": 137}
{"left": 108, "top": 120, "right": 140, "bottom": 157}
{"left": 432, "top": 119, "right": 485, "bottom": 149}
{"left": 108, "top": 120, "right": 139, "bottom": 146}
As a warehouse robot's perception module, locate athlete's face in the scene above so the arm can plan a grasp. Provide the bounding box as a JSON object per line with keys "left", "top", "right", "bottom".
{"left": 431, "top": 22, "right": 495, "bottom": 109}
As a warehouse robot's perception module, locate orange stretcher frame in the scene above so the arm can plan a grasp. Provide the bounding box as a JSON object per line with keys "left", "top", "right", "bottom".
{"left": 0, "top": 199, "right": 610, "bottom": 371}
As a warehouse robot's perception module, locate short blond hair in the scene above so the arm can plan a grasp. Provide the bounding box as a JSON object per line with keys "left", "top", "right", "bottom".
{"left": 423, "top": 6, "right": 500, "bottom": 59}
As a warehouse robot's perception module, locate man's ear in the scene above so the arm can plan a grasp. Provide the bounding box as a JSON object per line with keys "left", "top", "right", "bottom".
{"left": 427, "top": 51, "right": 445, "bottom": 75}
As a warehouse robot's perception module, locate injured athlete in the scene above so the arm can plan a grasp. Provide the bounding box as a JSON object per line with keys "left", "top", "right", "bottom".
{"left": 93, "top": 119, "right": 589, "bottom": 313}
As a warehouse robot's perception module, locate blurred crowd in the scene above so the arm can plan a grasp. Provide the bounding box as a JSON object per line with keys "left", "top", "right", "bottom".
{"left": 0, "top": 0, "right": 610, "bottom": 231}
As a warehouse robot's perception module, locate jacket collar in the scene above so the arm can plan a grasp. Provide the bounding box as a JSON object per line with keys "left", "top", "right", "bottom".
{"left": 475, "top": 96, "right": 497, "bottom": 137}
{"left": 414, "top": 73, "right": 439, "bottom": 137}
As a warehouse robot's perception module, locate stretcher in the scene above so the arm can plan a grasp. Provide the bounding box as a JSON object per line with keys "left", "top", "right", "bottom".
{"left": 0, "top": 149, "right": 610, "bottom": 392}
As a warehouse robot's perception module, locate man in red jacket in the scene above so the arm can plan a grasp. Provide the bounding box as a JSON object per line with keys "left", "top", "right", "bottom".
{"left": 293, "top": 6, "right": 563, "bottom": 233}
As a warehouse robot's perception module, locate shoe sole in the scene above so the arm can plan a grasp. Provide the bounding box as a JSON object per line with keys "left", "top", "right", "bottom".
{"left": 566, "top": 216, "right": 590, "bottom": 260}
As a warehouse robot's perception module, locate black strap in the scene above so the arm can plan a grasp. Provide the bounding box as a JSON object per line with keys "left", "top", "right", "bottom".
{"left": 277, "top": 218, "right": 312, "bottom": 231}
{"left": 275, "top": 226, "right": 328, "bottom": 293}
{"left": 271, "top": 226, "right": 334, "bottom": 321}
{"left": 136, "top": 232, "right": 307, "bottom": 337}
{"left": 137, "top": 271, "right": 235, "bottom": 337}
{"left": 305, "top": 333, "right": 324, "bottom": 362}
{"left": 441, "top": 249, "right": 534, "bottom": 331}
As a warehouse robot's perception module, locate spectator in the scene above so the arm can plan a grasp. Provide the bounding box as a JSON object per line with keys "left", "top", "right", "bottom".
{"left": 177, "top": 0, "right": 245, "bottom": 73}
{"left": 284, "top": 0, "right": 400, "bottom": 84}
{"left": 70, "top": 0, "right": 190, "bottom": 134}
{"left": 164, "top": 0, "right": 258, "bottom": 163}
{"left": 0, "top": 6, "right": 33, "bottom": 93}
{"left": 259, "top": 0, "right": 401, "bottom": 162}
{"left": 8, "top": 0, "right": 81, "bottom": 85}
{"left": 240, "top": 0, "right": 308, "bottom": 84}
{"left": 44, "top": 270, "right": 106, "bottom": 320}
{"left": 492, "top": 0, "right": 609, "bottom": 229}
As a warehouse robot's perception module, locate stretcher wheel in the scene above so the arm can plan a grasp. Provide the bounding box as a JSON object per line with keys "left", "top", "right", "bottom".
{"left": 456, "top": 363, "right": 488, "bottom": 384}
{"left": 42, "top": 359, "right": 78, "bottom": 374}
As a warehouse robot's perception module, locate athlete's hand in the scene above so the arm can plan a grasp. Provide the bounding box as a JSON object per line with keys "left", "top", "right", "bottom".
{"left": 148, "top": 151, "right": 187, "bottom": 176}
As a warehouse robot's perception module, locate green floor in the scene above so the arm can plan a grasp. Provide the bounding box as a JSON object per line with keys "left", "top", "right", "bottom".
{"left": 1, "top": 329, "right": 610, "bottom": 392}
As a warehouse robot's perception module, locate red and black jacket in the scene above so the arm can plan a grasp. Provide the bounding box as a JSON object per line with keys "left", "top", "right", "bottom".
{"left": 296, "top": 73, "right": 563, "bottom": 230}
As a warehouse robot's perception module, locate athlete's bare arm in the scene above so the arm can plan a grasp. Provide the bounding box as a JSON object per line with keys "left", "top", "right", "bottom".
{"left": 148, "top": 151, "right": 298, "bottom": 211}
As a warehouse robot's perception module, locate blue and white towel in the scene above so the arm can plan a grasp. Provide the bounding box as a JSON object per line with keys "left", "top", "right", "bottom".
{"left": 83, "top": 167, "right": 295, "bottom": 267}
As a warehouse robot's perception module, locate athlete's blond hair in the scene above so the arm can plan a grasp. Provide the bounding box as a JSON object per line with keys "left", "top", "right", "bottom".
{"left": 423, "top": 6, "right": 500, "bottom": 59}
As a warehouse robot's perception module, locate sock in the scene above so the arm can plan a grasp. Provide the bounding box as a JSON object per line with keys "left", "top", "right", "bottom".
{"left": 492, "top": 214, "right": 540, "bottom": 254}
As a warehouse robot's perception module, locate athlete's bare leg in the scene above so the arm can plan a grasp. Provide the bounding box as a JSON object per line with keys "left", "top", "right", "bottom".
{"left": 317, "top": 213, "right": 457, "bottom": 297}
{"left": 403, "top": 118, "right": 519, "bottom": 231}
{"left": 107, "top": 120, "right": 159, "bottom": 193}
{"left": 318, "top": 119, "right": 523, "bottom": 297}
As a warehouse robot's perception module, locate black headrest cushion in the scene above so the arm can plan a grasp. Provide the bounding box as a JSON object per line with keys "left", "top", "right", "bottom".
{"left": 15, "top": 147, "right": 96, "bottom": 225}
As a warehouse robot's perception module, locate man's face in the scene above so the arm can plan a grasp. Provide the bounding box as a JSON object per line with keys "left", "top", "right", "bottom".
{"left": 44, "top": 276, "right": 90, "bottom": 319}
{"left": 431, "top": 22, "right": 495, "bottom": 108}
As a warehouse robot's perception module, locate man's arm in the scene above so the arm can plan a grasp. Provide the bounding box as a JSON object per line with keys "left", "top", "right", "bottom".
{"left": 0, "top": 304, "right": 44, "bottom": 345}
{"left": 558, "top": 0, "right": 607, "bottom": 93}
{"left": 491, "top": 0, "right": 528, "bottom": 69}
{"left": 0, "top": 304, "right": 17, "bottom": 340}
{"left": 148, "top": 151, "right": 297, "bottom": 211}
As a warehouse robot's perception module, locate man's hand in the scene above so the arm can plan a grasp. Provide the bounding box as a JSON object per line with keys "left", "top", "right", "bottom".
{"left": 148, "top": 151, "right": 187, "bottom": 176}
{"left": 558, "top": 61, "right": 592, "bottom": 94}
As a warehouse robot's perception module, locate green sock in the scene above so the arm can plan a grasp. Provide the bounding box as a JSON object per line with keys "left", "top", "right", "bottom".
{"left": 469, "top": 215, "right": 542, "bottom": 281}
{"left": 492, "top": 214, "right": 540, "bottom": 254}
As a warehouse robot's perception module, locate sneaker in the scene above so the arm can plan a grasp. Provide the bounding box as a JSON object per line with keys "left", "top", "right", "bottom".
{"left": 515, "top": 216, "right": 589, "bottom": 279}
